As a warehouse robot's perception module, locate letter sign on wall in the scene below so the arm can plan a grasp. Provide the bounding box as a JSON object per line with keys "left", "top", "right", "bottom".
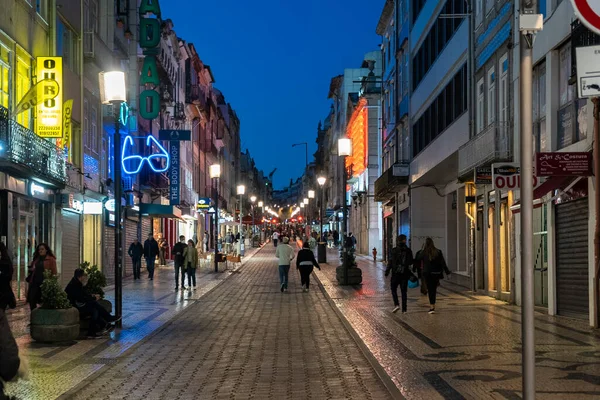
{"left": 138, "top": 0, "right": 161, "bottom": 120}
{"left": 36, "top": 57, "right": 63, "bottom": 138}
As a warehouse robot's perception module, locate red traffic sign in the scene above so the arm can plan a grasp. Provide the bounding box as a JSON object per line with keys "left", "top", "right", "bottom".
{"left": 572, "top": 0, "right": 600, "bottom": 35}
{"left": 536, "top": 152, "right": 593, "bottom": 176}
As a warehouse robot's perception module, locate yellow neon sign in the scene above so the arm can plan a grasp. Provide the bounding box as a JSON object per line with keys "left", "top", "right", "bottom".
{"left": 36, "top": 57, "right": 63, "bottom": 138}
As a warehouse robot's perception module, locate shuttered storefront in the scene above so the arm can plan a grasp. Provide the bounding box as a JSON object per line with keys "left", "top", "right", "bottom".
{"left": 555, "top": 198, "right": 589, "bottom": 319}
{"left": 124, "top": 218, "right": 138, "bottom": 278}
{"left": 61, "top": 210, "right": 81, "bottom": 286}
{"left": 104, "top": 226, "right": 115, "bottom": 285}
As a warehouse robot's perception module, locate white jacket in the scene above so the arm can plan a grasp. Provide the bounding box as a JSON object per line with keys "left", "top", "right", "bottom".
{"left": 275, "top": 244, "right": 294, "bottom": 265}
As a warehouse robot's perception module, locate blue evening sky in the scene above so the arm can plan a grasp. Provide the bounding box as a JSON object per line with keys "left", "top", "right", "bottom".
{"left": 162, "top": 0, "right": 383, "bottom": 189}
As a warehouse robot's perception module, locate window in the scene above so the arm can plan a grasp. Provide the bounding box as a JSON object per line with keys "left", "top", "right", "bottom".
{"left": 57, "top": 20, "right": 81, "bottom": 74}
{"left": 83, "top": 98, "right": 89, "bottom": 150}
{"left": 412, "top": 65, "right": 468, "bottom": 156}
{"left": 16, "top": 58, "right": 31, "bottom": 129}
{"left": 499, "top": 54, "right": 509, "bottom": 123}
{"left": 36, "top": 0, "right": 48, "bottom": 22}
{"left": 476, "top": 78, "right": 484, "bottom": 133}
{"left": 0, "top": 45, "right": 10, "bottom": 110}
{"left": 533, "top": 62, "right": 546, "bottom": 152}
{"left": 402, "top": 122, "right": 410, "bottom": 161}
{"left": 91, "top": 105, "right": 98, "bottom": 153}
{"left": 487, "top": 67, "right": 496, "bottom": 125}
{"left": 412, "top": 0, "right": 466, "bottom": 90}
{"left": 84, "top": 0, "right": 99, "bottom": 34}
{"left": 476, "top": 0, "right": 483, "bottom": 27}
{"left": 557, "top": 42, "right": 579, "bottom": 149}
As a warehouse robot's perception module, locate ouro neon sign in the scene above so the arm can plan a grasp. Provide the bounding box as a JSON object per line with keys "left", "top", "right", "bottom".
{"left": 121, "top": 135, "right": 169, "bottom": 175}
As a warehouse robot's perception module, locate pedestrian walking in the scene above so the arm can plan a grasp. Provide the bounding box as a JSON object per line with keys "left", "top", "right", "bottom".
{"left": 183, "top": 240, "right": 198, "bottom": 289}
{"left": 0, "top": 308, "right": 21, "bottom": 400}
{"left": 296, "top": 241, "right": 321, "bottom": 292}
{"left": 203, "top": 231, "right": 210, "bottom": 252}
{"left": 413, "top": 246, "right": 427, "bottom": 296}
{"left": 275, "top": 236, "right": 294, "bottom": 292}
{"left": 143, "top": 234, "right": 159, "bottom": 281}
{"left": 385, "top": 235, "right": 414, "bottom": 313}
{"left": 158, "top": 237, "right": 168, "bottom": 266}
{"left": 172, "top": 235, "right": 187, "bottom": 290}
{"left": 26, "top": 243, "right": 57, "bottom": 310}
{"left": 128, "top": 238, "right": 144, "bottom": 280}
{"left": 272, "top": 231, "right": 279, "bottom": 247}
{"left": 0, "top": 243, "right": 16, "bottom": 311}
{"left": 416, "top": 238, "right": 450, "bottom": 314}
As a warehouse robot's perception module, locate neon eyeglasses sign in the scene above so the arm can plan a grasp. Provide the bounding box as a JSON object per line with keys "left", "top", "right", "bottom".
{"left": 121, "top": 135, "right": 170, "bottom": 175}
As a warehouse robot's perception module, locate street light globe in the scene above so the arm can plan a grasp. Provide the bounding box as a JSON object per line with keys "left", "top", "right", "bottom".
{"left": 99, "top": 71, "right": 126, "bottom": 104}
{"left": 317, "top": 176, "right": 326, "bottom": 186}
{"left": 209, "top": 164, "right": 221, "bottom": 178}
{"left": 250, "top": 195, "right": 257, "bottom": 203}
{"left": 237, "top": 185, "right": 245, "bottom": 195}
{"left": 258, "top": 201, "right": 263, "bottom": 207}
{"left": 300, "top": 203, "right": 305, "bottom": 208}
{"left": 308, "top": 190, "right": 315, "bottom": 199}
{"left": 338, "top": 138, "right": 352, "bottom": 156}
{"left": 303, "top": 198, "right": 309, "bottom": 204}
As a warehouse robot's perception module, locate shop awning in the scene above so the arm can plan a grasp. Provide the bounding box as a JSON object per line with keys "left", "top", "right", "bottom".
{"left": 139, "top": 203, "right": 183, "bottom": 219}
{"left": 510, "top": 176, "right": 582, "bottom": 213}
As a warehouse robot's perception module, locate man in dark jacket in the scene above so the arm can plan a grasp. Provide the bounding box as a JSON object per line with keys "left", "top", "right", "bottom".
{"left": 128, "top": 238, "right": 144, "bottom": 280}
{"left": 0, "top": 309, "right": 20, "bottom": 400}
{"left": 65, "top": 269, "right": 118, "bottom": 338}
{"left": 172, "top": 235, "right": 187, "bottom": 290}
{"left": 385, "top": 235, "right": 414, "bottom": 313}
{"left": 143, "top": 234, "right": 159, "bottom": 280}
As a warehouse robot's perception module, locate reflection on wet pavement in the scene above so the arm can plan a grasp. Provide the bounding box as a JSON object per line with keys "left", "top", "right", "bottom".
{"left": 314, "top": 249, "right": 600, "bottom": 399}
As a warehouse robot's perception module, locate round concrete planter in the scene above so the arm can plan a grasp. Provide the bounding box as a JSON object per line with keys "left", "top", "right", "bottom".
{"left": 30, "top": 307, "right": 80, "bottom": 343}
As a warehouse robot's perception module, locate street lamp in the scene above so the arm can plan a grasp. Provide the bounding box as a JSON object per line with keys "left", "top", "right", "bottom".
{"left": 308, "top": 190, "right": 315, "bottom": 228}
{"left": 258, "top": 201, "right": 264, "bottom": 241}
{"left": 237, "top": 184, "right": 245, "bottom": 256}
{"left": 338, "top": 137, "right": 352, "bottom": 285}
{"left": 317, "top": 176, "right": 327, "bottom": 263}
{"left": 210, "top": 164, "right": 221, "bottom": 273}
{"left": 250, "top": 195, "right": 257, "bottom": 237}
{"left": 99, "top": 70, "right": 126, "bottom": 327}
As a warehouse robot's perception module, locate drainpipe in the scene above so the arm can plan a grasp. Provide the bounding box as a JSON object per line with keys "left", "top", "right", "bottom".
{"left": 593, "top": 98, "right": 600, "bottom": 328}
{"left": 49, "top": 0, "right": 57, "bottom": 55}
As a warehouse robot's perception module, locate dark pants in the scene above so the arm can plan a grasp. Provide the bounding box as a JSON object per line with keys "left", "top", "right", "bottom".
{"left": 425, "top": 274, "right": 440, "bottom": 305}
{"left": 391, "top": 274, "right": 408, "bottom": 310}
{"left": 273, "top": 239, "right": 278, "bottom": 247}
{"left": 278, "top": 265, "right": 290, "bottom": 288}
{"left": 146, "top": 257, "right": 156, "bottom": 279}
{"left": 78, "top": 301, "right": 112, "bottom": 335}
{"left": 132, "top": 257, "right": 141, "bottom": 279}
{"left": 187, "top": 264, "right": 197, "bottom": 287}
{"left": 299, "top": 266, "right": 313, "bottom": 289}
{"left": 174, "top": 262, "right": 186, "bottom": 288}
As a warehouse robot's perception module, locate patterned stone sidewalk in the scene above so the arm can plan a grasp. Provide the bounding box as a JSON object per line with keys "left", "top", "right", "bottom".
{"left": 4, "top": 246, "right": 262, "bottom": 400}
{"left": 314, "top": 249, "right": 600, "bottom": 399}
{"left": 11, "top": 246, "right": 398, "bottom": 400}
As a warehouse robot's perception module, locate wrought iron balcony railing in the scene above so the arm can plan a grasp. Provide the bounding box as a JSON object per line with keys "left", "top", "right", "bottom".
{"left": 0, "top": 105, "right": 67, "bottom": 185}
{"left": 458, "top": 122, "right": 512, "bottom": 178}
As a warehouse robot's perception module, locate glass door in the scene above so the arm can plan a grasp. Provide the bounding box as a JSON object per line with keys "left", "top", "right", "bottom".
{"left": 11, "top": 196, "right": 37, "bottom": 300}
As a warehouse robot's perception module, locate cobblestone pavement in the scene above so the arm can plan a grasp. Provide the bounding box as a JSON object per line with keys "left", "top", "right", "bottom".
{"left": 8, "top": 245, "right": 397, "bottom": 400}
{"left": 313, "top": 249, "right": 600, "bottom": 399}
{"left": 4, "top": 247, "right": 262, "bottom": 400}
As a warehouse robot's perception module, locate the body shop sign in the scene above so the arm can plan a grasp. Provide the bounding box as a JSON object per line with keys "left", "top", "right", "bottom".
{"left": 492, "top": 163, "right": 539, "bottom": 190}
{"left": 169, "top": 142, "right": 179, "bottom": 204}
{"left": 36, "top": 57, "right": 63, "bottom": 138}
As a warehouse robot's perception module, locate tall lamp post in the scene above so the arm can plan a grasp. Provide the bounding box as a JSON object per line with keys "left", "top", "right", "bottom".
{"left": 308, "top": 190, "right": 315, "bottom": 228}
{"left": 210, "top": 164, "right": 221, "bottom": 272}
{"left": 317, "top": 176, "right": 327, "bottom": 263}
{"left": 250, "top": 195, "right": 257, "bottom": 238}
{"left": 258, "top": 201, "right": 264, "bottom": 242}
{"left": 338, "top": 138, "right": 352, "bottom": 285}
{"left": 237, "top": 184, "right": 245, "bottom": 256}
{"left": 99, "top": 70, "right": 126, "bottom": 327}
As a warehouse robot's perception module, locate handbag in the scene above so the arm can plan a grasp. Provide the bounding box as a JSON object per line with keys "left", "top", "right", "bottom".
{"left": 408, "top": 274, "right": 419, "bottom": 289}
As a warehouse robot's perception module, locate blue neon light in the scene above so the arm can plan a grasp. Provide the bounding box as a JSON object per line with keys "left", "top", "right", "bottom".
{"left": 121, "top": 135, "right": 170, "bottom": 175}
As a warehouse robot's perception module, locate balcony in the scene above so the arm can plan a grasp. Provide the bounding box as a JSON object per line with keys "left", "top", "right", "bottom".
{"left": 185, "top": 84, "right": 207, "bottom": 111}
{"left": 374, "top": 162, "right": 410, "bottom": 202}
{"left": 0, "top": 106, "right": 67, "bottom": 187}
{"left": 457, "top": 122, "right": 512, "bottom": 178}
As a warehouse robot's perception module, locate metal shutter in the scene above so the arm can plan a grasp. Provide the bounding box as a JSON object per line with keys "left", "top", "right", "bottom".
{"left": 124, "top": 219, "right": 138, "bottom": 278}
{"left": 555, "top": 198, "right": 589, "bottom": 319}
{"left": 104, "top": 226, "right": 115, "bottom": 285}
{"left": 61, "top": 211, "right": 81, "bottom": 286}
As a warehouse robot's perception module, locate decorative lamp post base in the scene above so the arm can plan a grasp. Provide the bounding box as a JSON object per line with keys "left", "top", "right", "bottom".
{"left": 335, "top": 265, "right": 362, "bottom": 285}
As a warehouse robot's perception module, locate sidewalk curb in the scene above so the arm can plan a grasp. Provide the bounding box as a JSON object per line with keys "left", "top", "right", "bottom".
{"left": 58, "top": 244, "right": 266, "bottom": 399}
{"left": 313, "top": 266, "right": 405, "bottom": 400}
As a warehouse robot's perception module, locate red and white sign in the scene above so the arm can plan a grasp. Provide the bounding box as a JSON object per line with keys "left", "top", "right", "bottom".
{"left": 572, "top": 0, "right": 600, "bottom": 36}
{"left": 492, "top": 163, "right": 539, "bottom": 190}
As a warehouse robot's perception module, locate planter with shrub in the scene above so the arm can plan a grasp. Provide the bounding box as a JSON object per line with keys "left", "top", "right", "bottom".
{"left": 30, "top": 271, "right": 79, "bottom": 343}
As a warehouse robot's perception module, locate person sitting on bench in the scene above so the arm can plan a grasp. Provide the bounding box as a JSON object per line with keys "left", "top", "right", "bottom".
{"left": 65, "top": 269, "right": 119, "bottom": 338}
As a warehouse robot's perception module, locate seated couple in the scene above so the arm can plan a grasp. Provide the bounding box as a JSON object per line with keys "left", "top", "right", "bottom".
{"left": 65, "top": 269, "right": 120, "bottom": 339}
